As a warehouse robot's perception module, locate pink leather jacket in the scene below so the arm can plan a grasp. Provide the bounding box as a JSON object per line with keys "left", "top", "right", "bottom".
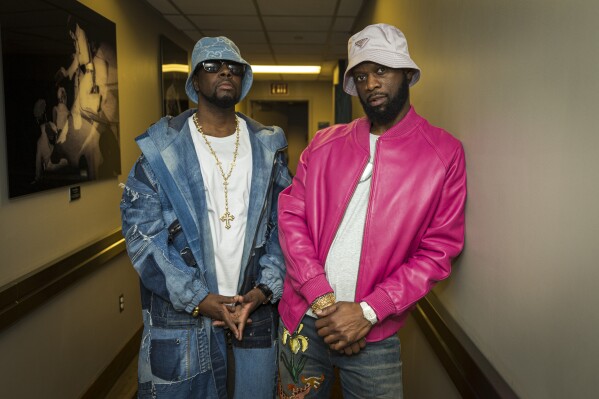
{"left": 278, "top": 107, "right": 467, "bottom": 342}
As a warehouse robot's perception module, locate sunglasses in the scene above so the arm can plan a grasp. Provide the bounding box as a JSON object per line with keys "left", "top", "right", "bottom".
{"left": 200, "top": 60, "right": 246, "bottom": 77}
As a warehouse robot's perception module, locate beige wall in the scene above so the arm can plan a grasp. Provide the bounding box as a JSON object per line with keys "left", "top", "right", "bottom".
{"left": 358, "top": 1, "right": 599, "bottom": 398}
{"left": 0, "top": 254, "right": 139, "bottom": 398}
{"left": 241, "top": 80, "right": 334, "bottom": 175}
{"left": 0, "top": 1, "right": 193, "bottom": 397}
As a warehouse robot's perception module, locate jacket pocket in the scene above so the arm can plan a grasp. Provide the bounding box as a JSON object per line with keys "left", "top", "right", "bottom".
{"left": 144, "top": 324, "right": 211, "bottom": 382}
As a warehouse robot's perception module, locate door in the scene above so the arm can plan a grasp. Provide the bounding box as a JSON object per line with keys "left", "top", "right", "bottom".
{"left": 250, "top": 100, "right": 308, "bottom": 176}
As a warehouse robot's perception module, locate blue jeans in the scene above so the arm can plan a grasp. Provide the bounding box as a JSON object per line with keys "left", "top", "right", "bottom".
{"left": 233, "top": 343, "right": 277, "bottom": 399}
{"left": 278, "top": 316, "right": 403, "bottom": 399}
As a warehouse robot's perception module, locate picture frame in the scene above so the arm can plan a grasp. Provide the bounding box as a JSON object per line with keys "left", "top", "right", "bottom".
{"left": 0, "top": 0, "right": 120, "bottom": 198}
{"left": 160, "top": 36, "right": 190, "bottom": 117}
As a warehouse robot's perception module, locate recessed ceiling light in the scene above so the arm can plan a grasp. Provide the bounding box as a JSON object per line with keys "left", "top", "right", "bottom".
{"left": 252, "top": 65, "right": 321, "bottom": 74}
{"left": 162, "top": 63, "right": 189, "bottom": 73}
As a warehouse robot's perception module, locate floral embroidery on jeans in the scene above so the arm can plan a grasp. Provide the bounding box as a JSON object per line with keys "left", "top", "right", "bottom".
{"left": 278, "top": 373, "right": 325, "bottom": 399}
{"left": 280, "top": 323, "right": 309, "bottom": 383}
{"left": 279, "top": 324, "right": 326, "bottom": 398}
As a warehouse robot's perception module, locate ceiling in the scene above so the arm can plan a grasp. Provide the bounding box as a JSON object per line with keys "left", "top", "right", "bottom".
{"left": 144, "top": 0, "right": 365, "bottom": 81}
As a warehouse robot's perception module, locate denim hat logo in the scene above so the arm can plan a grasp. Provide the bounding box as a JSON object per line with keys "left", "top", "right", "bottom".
{"left": 185, "top": 36, "right": 253, "bottom": 104}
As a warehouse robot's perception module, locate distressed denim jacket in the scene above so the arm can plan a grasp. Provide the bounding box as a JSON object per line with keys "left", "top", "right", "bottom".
{"left": 120, "top": 109, "right": 291, "bottom": 398}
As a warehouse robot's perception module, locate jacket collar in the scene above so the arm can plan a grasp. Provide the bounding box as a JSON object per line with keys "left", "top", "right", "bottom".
{"left": 354, "top": 106, "right": 424, "bottom": 150}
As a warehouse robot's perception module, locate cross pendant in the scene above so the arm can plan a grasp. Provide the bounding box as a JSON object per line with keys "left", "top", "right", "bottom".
{"left": 220, "top": 211, "right": 235, "bottom": 229}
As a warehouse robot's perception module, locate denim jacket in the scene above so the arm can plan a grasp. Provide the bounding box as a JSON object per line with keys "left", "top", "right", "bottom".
{"left": 120, "top": 109, "right": 291, "bottom": 398}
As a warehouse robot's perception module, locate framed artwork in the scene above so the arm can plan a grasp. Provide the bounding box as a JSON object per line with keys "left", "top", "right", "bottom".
{"left": 0, "top": 0, "right": 120, "bottom": 198}
{"left": 160, "top": 36, "right": 190, "bottom": 116}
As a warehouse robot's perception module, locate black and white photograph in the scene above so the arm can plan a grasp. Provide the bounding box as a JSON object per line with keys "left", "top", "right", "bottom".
{"left": 1, "top": 0, "right": 120, "bottom": 198}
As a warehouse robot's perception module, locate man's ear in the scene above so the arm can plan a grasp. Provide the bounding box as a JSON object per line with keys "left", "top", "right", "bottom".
{"left": 192, "top": 74, "right": 199, "bottom": 92}
{"left": 405, "top": 69, "right": 415, "bottom": 82}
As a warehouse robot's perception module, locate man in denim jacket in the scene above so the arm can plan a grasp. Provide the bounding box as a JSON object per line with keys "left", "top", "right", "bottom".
{"left": 120, "top": 36, "right": 291, "bottom": 398}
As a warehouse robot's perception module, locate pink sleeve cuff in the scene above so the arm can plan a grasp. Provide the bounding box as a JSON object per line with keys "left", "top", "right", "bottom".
{"left": 299, "top": 273, "right": 334, "bottom": 305}
{"left": 363, "top": 286, "right": 396, "bottom": 322}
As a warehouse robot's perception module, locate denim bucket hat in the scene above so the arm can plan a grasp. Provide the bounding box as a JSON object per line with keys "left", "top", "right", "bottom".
{"left": 343, "top": 24, "right": 420, "bottom": 96}
{"left": 185, "top": 36, "right": 253, "bottom": 103}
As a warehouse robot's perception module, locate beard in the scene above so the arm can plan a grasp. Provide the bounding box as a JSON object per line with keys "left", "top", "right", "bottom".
{"left": 359, "top": 77, "right": 409, "bottom": 126}
{"left": 199, "top": 82, "right": 240, "bottom": 109}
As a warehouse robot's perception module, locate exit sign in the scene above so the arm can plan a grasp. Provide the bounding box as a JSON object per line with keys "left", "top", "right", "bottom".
{"left": 270, "top": 83, "right": 288, "bottom": 95}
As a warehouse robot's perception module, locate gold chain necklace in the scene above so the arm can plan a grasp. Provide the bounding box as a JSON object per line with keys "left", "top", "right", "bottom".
{"left": 192, "top": 113, "right": 240, "bottom": 229}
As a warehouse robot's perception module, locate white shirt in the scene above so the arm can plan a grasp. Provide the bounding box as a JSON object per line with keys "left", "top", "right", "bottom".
{"left": 306, "top": 134, "right": 379, "bottom": 318}
{"left": 324, "top": 133, "right": 378, "bottom": 302}
{"left": 189, "top": 116, "right": 252, "bottom": 296}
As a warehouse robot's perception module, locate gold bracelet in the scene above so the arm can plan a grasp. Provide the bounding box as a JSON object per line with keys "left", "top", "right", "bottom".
{"left": 311, "top": 292, "right": 336, "bottom": 312}
{"left": 192, "top": 306, "right": 200, "bottom": 318}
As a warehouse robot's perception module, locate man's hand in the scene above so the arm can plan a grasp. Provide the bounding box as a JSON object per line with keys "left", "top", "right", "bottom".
{"left": 211, "top": 288, "right": 266, "bottom": 340}
{"left": 197, "top": 293, "right": 242, "bottom": 339}
{"left": 340, "top": 338, "right": 367, "bottom": 355}
{"left": 314, "top": 301, "right": 372, "bottom": 355}
{"left": 233, "top": 288, "right": 266, "bottom": 339}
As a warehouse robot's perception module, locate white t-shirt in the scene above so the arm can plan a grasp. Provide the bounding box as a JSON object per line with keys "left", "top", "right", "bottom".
{"left": 189, "top": 116, "right": 252, "bottom": 296}
{"left": 324, "top": 133, "right": 378, "bottom": 301}
{"left": 307, "top": 134, "right": 378, "bottom": 318}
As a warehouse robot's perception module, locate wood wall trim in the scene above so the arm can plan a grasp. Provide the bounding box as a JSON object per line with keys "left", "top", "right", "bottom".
{"left": 0, "top": 228, "right": 125, "bottom": 332}
{"left": 413, "top": 293, "right": 519, "bottom": 399}
{"left": 81, "top": 326, "right": 142, "bottom": 399}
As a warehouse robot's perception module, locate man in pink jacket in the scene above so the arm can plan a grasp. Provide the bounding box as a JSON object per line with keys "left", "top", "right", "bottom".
{"left": 277, "top": 23, "right": 467, "bottom": 398}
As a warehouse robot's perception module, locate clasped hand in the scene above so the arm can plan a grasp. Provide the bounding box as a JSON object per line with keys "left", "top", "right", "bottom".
{"left": 314, "top": 301, "right": 372, "bottom": 356}
{"left": 200, "top": 288, "right": 266, "bottom": 340}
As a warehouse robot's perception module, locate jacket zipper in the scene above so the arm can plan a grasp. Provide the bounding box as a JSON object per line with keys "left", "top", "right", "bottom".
{"left": 321, "top": 153, "right": 370, "bottom": 267}
{"left": 354, "top": 138, "right": 379, "bottom": 301}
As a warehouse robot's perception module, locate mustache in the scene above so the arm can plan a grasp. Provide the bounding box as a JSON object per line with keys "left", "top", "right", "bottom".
{"left": 367, "top": 92, "right": 386, "bottom": 101}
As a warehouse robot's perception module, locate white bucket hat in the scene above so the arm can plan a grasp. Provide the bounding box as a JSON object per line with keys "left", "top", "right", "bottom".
{"left": 343, "top": 24, "right": 420, "bottom": 96}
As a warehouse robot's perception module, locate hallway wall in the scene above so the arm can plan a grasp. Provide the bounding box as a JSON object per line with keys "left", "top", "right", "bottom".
{"left": 244, "top": 80, "right": 335, "bottom": 142}
{"left": 241, "top": 80, "right": 334, "bottom": 175}
{"left": 0, "top": 1, "right": 193, "bottom": 397}
{"left": 356, "top": 1, "right": 599, "bottom": 397}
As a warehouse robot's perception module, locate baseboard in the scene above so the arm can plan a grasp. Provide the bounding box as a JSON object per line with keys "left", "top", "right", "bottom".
{"left": 81, "top": 326, "right": 142, "bottom": 399}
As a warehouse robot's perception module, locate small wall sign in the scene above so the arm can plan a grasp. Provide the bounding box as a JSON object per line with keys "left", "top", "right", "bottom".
{"left": 70, "top": 186, "right": 81, "bottom": 201}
